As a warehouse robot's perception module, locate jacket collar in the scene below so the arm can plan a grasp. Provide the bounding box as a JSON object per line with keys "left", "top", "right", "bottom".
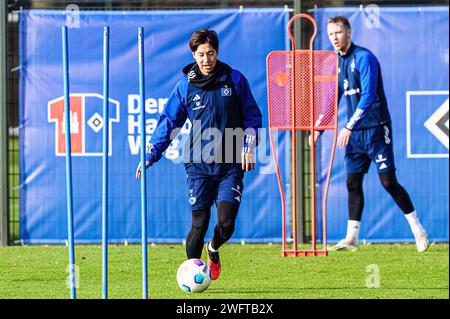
{"left": 182, "top": 60, "right": 231, "bottom": 88}
{"left": 340, "top": 42, "right": 356, "bottom": 59}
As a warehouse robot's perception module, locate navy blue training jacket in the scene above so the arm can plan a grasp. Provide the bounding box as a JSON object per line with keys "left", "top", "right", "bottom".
{"left": 338, "top": 43, "right": 391, "bottom": 130}
{"left": 145, "top": 62, "right": 262, "bottom": 175}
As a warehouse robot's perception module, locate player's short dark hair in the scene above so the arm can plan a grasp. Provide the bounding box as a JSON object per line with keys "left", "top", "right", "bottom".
{"left": 189, "top": 28, "right": 219, "bottom": 52}
{"left": 328, "top": 16, "right": 351, "bottom": 30}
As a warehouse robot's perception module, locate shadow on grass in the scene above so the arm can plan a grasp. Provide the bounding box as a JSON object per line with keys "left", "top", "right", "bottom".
{"left": 205, "top": 286, "right": 449, "bottom": 295}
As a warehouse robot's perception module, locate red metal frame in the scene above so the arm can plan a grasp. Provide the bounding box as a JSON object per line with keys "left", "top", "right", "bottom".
{"left": 267, "top": 14, "right": 339, "bottom": 257}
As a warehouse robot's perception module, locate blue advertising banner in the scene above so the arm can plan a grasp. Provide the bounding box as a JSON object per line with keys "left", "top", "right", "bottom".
{"left": 313, "top": 6, "right": 449, "bottom": 242}
{"left": 20, "top": 7, "right": 448, "bottom": 244}
{"left": 19, "top": 8, "right": 290, "bottom": 243}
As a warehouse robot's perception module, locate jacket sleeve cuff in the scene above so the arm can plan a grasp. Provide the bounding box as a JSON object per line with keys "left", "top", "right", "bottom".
{"left": 144, "top": 143, "right": 155, "bottom": 166}
{"left": 242, "top": 134, "right": 257, "bottom": 153}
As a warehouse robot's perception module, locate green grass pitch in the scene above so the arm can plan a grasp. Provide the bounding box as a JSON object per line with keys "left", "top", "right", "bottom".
{"left": 0, "top": 243, "right": 448, "bottom": 299}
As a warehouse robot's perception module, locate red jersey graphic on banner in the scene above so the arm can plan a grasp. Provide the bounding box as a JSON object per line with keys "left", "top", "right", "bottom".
{"left": 48, "top": 93, "right": 120, "bottom": 156}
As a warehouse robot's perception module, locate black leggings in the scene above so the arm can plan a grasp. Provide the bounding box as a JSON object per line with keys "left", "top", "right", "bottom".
{"left": 347, "top": 171, "right": 415, "bottom": 221}
{"left": 186, "top": 201, "right": 239, "bottom": 259}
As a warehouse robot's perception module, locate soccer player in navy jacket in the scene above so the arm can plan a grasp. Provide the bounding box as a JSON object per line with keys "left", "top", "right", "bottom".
{"left": 310, "top": 16, "right": 429, "bottom": 252}
{"left": 136, "top": 29, "right": 262, "bottom": 279}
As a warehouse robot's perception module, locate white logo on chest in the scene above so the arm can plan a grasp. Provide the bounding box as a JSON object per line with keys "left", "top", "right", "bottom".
{"left": 192, "top": 94, "right": 205, "bottom": 110}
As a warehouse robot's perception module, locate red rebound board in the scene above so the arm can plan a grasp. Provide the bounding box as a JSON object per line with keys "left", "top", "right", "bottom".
{"left": 267, "top": 50, "right": 338, "bottom": 131}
